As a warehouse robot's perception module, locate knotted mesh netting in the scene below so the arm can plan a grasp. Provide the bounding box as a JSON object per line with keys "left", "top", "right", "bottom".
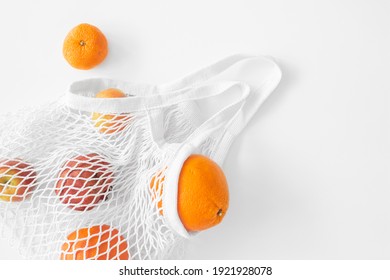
{"left": 0, "top": 99, "right": 211, "bottom": 259}
{"left": 0, "top": 55, "right": 281, "bottom": 260}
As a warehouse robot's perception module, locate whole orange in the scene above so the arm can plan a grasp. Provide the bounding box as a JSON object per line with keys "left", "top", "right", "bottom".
{"left": 178, "top": 155, "right": 229, "bottom": 231}
{"left": 63, "top": 23, "right": 108, "bottom": 70}
{"left": 91, "top": 88, "right": 131, "bottom": 134}
{"left": 150, "top": 154, "right": 229, "bottom": 232}
{"left": 60, "top": 224, "right": 130, "bottom": 260}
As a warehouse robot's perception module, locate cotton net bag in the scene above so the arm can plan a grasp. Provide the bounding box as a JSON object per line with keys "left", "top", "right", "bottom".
{"left": 0, "top": 54, "right": 281, "bottom": 260}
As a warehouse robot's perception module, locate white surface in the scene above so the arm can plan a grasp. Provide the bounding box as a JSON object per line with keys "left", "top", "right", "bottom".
{"left": 0, "top": 0, "right": 389, "bottom": 259}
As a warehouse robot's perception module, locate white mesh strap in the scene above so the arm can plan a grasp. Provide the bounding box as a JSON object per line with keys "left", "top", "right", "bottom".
{"left": 162, "top": 55, "right": 282, "bottom": 164}
{"left": 151, "top": 55, "right": 282, "bottom": 162}
{"left": 184, "top": 83, "right": 250, "bottom": 148}
{"left": 212, "top": 60, "right": 282, "bottom": 164}
{"left": 155, "top": 54, "right": 255, "bottom": 92}
{"left": 64, "top": 79, "right": 243, "bottom": 114}
{"left": 148, "top": 81, "right": 250, "bottom": 147}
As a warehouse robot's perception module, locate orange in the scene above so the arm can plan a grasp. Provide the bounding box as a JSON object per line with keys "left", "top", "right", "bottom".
{"left": 149, "top": 170, "right": 165, "bottom": 215}
{"left": 150, "top": 154, "right": 229, "bottom": 232}
{"left": 95, "top": 88, "right": 126, "bottom": 99}
{"left": 91, "top": 88, "right": 131, "bottom": 134}
{"left": 63, "top": 23, "right": 108, "bottom": 70}
{"left": 60, "top": 224, "right": 130, "bottom": 260}
{"left": 178, "top": 155, "right": 229, "bottom": 231}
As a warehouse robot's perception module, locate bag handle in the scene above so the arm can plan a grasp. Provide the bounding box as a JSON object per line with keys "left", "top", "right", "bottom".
{"left": 64, "top": 76, "right": 244, "bottom": 114}
{"left": 158, "top": 55, "right": 282, "bottom": 164}
{"left": 155, "top": 54, "right": 256, "bottom": 92}
{"left": 64, "top": 54, "right": 281, "bottom": 165}
{"left": 147, "top": 80, "right": 249, "bottom": 148}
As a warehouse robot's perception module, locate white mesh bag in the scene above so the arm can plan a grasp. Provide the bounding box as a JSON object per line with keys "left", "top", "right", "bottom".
{"left": 0, "top": 54, "right": 281, "bottom": 260}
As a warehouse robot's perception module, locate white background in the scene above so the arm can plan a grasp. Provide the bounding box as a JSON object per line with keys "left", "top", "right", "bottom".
{"left": 0, "top": 0, "right": 389, "bottom": 260}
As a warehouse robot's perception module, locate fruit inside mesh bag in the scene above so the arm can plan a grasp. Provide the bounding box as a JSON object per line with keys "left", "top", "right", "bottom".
{"left": 0, "top": 55, "right": 281, "bottom": 259}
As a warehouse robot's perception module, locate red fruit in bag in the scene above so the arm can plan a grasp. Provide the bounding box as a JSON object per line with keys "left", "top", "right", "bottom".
{"left": 55, "top": 153, "right": 113, "bottom": 211}
{"left": 0, "top": 159, "right": 37, "bottom": 202}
